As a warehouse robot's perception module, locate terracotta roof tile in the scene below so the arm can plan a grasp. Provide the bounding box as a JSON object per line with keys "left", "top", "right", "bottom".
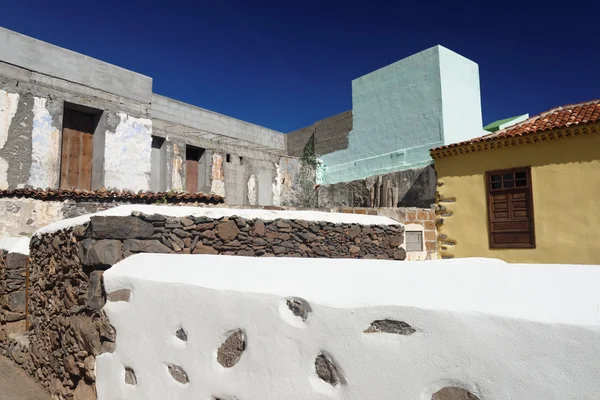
{"left": 0, "top": 188, "right": 224, "bottom": 204}
{"left": 432, "top": 99, "right": 600, "bottom": 152}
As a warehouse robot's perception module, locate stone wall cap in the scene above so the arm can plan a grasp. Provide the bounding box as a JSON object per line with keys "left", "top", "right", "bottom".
{"left": 34, "top": 204, "right": 401, "bottom": 238}
{"left": 0, "top": 237, "right": 30, "bottom": 255}
{"left": 104, "top": 254, "right": 600, "bottom": 327}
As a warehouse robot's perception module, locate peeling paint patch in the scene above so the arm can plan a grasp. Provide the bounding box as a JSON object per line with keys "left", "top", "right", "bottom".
{"left": 28, "top": 97, "right": 60, "bottom": 188}
{"left": 272, "top": 163, "right": 282, "bottom": 206}
{"left": 104, "top": 113, "right": 152, "bottom": 192}
{"left": 247, "top": 174, "right": 257, "bottom": 205}
{"left": 171, "top": 143, "right": 184, "bottom": 191}
{"left": 0, "top": 157, "right": 8, "bottom": 190}
{"left": 0, "top": 90, "right": 19, "bottom": 150}
{"left": 0, "top": 90, "right": 19, "bottom": 189}
{"left": 211, "top": 154, "right": 225, "bottom": 197}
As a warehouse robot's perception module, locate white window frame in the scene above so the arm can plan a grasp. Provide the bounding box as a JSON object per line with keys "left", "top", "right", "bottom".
{"left": 402, "top": 223, "right": 430, "bottom": 261}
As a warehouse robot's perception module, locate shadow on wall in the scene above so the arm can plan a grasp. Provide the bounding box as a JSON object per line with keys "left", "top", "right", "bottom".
{"left": 397, "top": 166, "right": 436, "bottom": 208}
{"left": 317, "top": 165, "right": 436, "bottom": 209}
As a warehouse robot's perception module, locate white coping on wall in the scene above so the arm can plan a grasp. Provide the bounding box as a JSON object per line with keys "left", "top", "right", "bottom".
{"left": 34, "top": 205, "right": 400, "bottom": 237}
{"left": 97, "top": 254, "right": 600, "bottom": 400}
{"left": 0, "top": 237, "right": 30, "bottom": 255}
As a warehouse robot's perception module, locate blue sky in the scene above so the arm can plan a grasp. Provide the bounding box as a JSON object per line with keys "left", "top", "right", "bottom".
{"left": 1, "top": 0, "right": 598, "bottom": 132}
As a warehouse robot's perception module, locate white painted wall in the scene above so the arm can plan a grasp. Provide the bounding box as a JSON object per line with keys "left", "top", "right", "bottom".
{"left": 0, "top": 90, "right": 19, "bottom": 189}
{"left": 439, "top": 47, "right": 486, "bottom": 145}
{"left": 28, "top": 97, "right": 60, "bottom": 188}
{"left": 0, "top": 237, "right": 30, "bottom": 255}
{"left": 104, "top": 113, "right": 152, "bottom": 192}
{"left": 98, "top": 254, "right": 600, "bottom": 400}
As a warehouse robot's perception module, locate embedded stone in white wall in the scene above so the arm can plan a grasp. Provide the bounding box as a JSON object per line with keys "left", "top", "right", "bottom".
{"left": 104, "top": 113, "right": 152, "bottom": 192}
{"left": 217, "top": 329, "right": 245, "bottom": 368}
{"left": 28, "top": 97, "right": 60, "bottom": 189}
{"left": 432, "top": 387, "right": 481, "bottom": 400}
{"left": 98, "top": 255, "right": 600, "bottom": 399}
{"left": 314, "top": 353, "right": 341, "bottom": 387}
{"left": 247, "top": 174, "right": 257, "bottom": 205}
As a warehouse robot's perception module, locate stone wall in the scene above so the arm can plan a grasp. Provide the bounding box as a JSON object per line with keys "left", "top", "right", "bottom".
{"left": 0, "top": 247, "right": 28, "bottom": 353}
{"left": 223, "top": 204, "right": 438, "bottom": 260}
{"left": 13, "top": 207, "right": 405, "bottom": 399}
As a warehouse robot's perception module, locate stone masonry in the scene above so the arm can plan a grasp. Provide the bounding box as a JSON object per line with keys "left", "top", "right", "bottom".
{"left": 0, "top": 249, "right": 27, "bottom": 352}
{"left": 11, "top": 211, "right": 405, "bottom": 399}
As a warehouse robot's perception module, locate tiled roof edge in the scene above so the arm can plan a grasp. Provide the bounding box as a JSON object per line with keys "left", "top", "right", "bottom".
{"left": 0, "top": 188, "right": 224, "bottom": 204}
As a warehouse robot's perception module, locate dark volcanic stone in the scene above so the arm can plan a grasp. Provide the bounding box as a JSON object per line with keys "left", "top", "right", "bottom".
{"left": 90, "top": 216, "right": 154, "bottom": 239}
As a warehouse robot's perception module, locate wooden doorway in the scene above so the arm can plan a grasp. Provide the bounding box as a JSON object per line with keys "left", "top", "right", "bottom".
{"left": 60, "top": 108, "right": 96, "bottom": 190}
{"left": 186, "top": 145, "right": 205, "bottom": 193}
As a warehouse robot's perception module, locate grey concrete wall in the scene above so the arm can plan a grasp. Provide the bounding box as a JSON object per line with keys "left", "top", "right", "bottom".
{"left": 317, "top": 165, "right": 436, "bottom": 209}
{"left": 150, "top": 137, "right": 167, "bottom": 192}
{"left": 151, "top": 94, "right": 285, "bottom": 153}
{"left": 287, "top": 111, "right": 352, "bottom": 157}
{"left": 0, "top": 27, "right": 152, "bottom": 104}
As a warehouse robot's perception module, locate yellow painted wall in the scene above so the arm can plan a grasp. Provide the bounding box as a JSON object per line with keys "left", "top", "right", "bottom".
{"left": 435, "top": 131, "right": 600, "bottom": 264}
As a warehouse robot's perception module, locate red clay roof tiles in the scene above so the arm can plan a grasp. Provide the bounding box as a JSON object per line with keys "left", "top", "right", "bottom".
{"left": 432, "top": 99, "right": 600, "bottom": 152}
{"left": 0, "top": 188, "right": 224, "bottom": 204}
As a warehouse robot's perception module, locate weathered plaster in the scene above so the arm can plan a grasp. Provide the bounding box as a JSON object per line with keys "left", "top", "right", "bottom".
{"left": 0, "top": 89, "right": 17, "bottom": 189}
{"left": 0, "top": 90, "right": 19, "bottom": 150}
{"left": 272, "top": 163, "right": 282, "bottom": 206}
{"left": 247, "top": 174, "right": 257, "bottom": 205}
{"left": 167, "top": 141, "right": 184, "bottom": 191}
{"left": 28, "top": 97, "right": 60, "bottom": 189}
{"left": 0, "top": 158, "right": 7, "bottom": 189}
{"left": 0, "top": 197, "right": 63, "bottom": 237}
{"left": 210, "top": 153, "right": 225, "bottom": 197}
{"left": 104, "top": 113, "right": 152, "bottom": 192}
{"left": 0, "top": 92, "right": 34, "bottom": 189}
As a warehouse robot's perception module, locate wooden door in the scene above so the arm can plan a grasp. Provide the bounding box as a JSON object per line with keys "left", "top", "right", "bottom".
{"left": 186, "top": 159, "right": 199, "bottom": 193}
{"left": 60, "top": 109, "right": 94, "bottom": 190}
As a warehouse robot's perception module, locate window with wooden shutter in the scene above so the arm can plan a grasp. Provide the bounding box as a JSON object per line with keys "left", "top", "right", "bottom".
{"left": 60, "top": 108, "right": 95, "bottom": 190}
{"left": 486, "top": 167, "right": 536, "bottom": 249}
{"left": 185, "top": 145, "right": 205, "bottom": 193}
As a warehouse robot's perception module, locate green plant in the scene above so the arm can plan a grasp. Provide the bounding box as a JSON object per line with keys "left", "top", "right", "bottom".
{"left": 296, "top": 133, "right": 319, "bottom": 208}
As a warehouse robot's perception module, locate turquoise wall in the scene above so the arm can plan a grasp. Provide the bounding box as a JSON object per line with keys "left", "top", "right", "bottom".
{"left": 318, "top": 46, "right": 483, "bottom": 185}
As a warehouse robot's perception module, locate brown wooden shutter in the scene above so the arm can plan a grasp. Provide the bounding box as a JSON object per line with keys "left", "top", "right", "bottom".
{"left": 486, "top": 167, "right": 536, "bottom": 249}
{"left": 186, "top": 159, "right": 199, "bottom": 193}
{"left": 186, "top": 145, "right": 205, "bottom": 193}
{"left": 60, "top": 109, "right": 94, "bottom": 190}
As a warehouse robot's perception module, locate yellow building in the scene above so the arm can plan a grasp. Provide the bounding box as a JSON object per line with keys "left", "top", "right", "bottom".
{"left": 430, "top": 100, "right": 600, "bottom": 264}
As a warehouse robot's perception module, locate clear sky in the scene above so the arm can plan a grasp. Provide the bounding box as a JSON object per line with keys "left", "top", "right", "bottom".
{"left": 1, "top": 0, "right": 598, "bottom": 133}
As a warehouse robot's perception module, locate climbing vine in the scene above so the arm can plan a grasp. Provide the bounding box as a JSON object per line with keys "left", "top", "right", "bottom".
{"left": 296, "top": 133, "right": 319, "bottom": 207}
